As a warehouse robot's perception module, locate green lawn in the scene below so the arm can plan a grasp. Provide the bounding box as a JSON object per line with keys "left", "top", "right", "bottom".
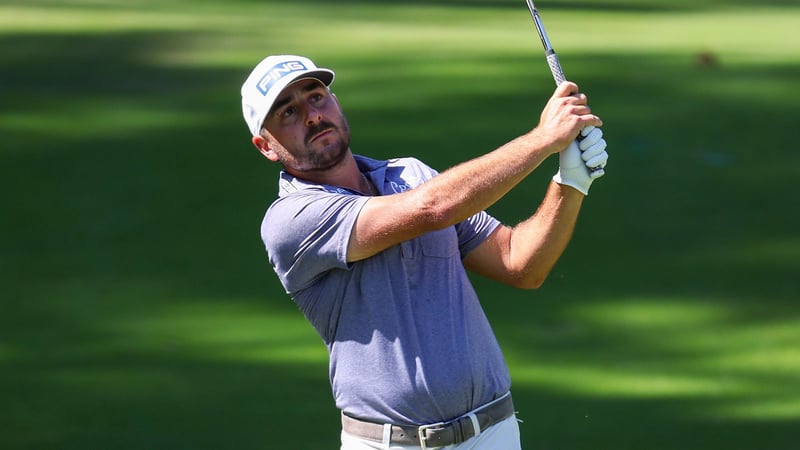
{"left": 2, "top": 1, "right": 799, "bottom": 449}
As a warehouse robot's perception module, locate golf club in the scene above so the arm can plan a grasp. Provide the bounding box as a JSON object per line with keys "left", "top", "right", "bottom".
{"left": 524, "top": 0, "right": 603, "bottom": 177}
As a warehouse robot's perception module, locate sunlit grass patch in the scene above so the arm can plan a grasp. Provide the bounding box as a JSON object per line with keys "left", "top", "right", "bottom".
{"left": 708, "top": 396, "right": 800, "bottom": 421}
{"left": 0, "top": 102, "right": 206, "bottom": 145}
{"left": 507, "top": 295, "right": 800, "bottom": 412}
{"left": 567, "top": 297, "right": 730, "bottom": 329}
{"left": 510, "top": 362, "right": 756, "bottom": 398}
{"left": 98, "top": 297, "right": 328, "bottom": 364}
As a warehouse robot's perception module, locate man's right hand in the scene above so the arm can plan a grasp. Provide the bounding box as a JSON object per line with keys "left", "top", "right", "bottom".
{"left": 536, "top": 81, "right": 603, "bottom": 154}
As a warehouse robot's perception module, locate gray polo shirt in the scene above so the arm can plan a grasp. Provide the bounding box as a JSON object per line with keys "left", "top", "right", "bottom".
{"left": 261, "top": 155, "right": 511, "bottom": 426}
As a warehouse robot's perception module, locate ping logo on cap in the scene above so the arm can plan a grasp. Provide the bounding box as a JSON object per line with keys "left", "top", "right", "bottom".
{"left": 256, "top": 60, "right": 308, "bottom": 95}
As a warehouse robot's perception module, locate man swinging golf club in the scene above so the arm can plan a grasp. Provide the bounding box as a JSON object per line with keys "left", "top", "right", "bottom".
{"left": 241, "top": 53, "right": 608, "bottom": 449}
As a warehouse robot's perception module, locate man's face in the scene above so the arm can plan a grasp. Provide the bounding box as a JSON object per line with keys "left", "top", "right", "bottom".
{"left": 261, "top": 78, "right": 351, "bottom": 175}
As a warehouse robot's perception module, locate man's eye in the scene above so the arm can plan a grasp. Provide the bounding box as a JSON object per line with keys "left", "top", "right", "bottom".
{"left": 281, "top": 107, "right": 296, "bottom": 118}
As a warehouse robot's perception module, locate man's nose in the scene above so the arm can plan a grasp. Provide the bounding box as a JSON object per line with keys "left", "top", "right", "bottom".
{"left": 305, "top": 106, "right": 322, "bottom": 126}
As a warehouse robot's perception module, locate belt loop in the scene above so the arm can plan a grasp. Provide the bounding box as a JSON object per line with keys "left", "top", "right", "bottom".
{"left": 382, "top": 423, "right": 392, "bottom": 447}
{"left": 468, "top": 412, "right": 481, "bottom": 438}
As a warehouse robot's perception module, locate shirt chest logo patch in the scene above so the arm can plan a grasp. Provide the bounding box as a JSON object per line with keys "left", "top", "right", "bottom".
{"left": 390, "top": 181, "right": 412, "bottom": 194}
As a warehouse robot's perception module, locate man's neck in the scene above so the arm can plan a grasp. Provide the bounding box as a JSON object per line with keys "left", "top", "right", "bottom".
{"left": 285, "top": 149, "right": 363, "bottom": 192}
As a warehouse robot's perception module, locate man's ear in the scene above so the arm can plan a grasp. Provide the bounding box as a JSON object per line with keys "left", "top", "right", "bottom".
{"left": 252, "top": 135, "right": 280, "bottom": 162}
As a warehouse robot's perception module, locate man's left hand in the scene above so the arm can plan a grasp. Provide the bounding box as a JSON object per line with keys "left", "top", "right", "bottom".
{"left": 578, "top": 127, "right": 608, "bottom": 178}
{"left": 552, "top": 127, "right": 609, "bottom": 195}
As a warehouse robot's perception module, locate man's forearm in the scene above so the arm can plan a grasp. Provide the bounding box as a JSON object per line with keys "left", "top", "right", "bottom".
{"left": 507, "top": 181, "right": 583, "bottom": 288}
{"left": 410, "top": 130, "right": 559, "bottom": 230}
{"left": 349, "top": 82, "right": 600, "bottom": 262}
{"left": 460, "top": 180, "right": 583, "bottom": 288}
{"left": 349, "top": 130, "right": 560, "bottom": 262}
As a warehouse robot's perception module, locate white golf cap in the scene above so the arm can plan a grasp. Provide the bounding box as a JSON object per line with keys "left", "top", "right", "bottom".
{"left": 241, "top": 55, "right": 335, "bottom": 136}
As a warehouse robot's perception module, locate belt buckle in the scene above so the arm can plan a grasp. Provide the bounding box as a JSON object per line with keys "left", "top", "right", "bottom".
{"left": 417, "top": 422, "right": 445, "bottom": 450}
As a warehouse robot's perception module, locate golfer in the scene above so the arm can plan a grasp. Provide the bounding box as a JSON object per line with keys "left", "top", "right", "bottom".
{"left": 241, "top": 54, "right": 608, "bottom": 449}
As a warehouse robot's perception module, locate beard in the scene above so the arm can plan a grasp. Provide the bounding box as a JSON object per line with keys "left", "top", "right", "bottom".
{"left": 296, "top": 119, "right": 351, "bottom": 172}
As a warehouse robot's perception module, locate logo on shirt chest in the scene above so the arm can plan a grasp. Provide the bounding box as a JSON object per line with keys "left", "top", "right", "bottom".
{"left": 390, "top": 181, "right": 412, "bottom": 194}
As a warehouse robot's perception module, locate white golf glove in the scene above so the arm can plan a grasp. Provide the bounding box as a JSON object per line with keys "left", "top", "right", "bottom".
{"left": 552, "top": 126, "right": 608, "bottom": 195}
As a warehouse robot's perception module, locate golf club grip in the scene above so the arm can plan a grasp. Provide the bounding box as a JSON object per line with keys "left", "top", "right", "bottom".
{"left": 545, "top": 51, "right": 567, "bottom": 86}
{"left": 547, "top": 52, "right": 603, "bottom": 176}
{"left": 528, "top": 3, "right": 603, "bottom": 175}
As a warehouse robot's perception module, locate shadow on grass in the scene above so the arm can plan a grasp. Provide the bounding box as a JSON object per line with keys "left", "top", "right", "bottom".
{"left": 2, "top": 24, "right": 799, "bottom": 450}
{"left": 4, "top": 354, "right": 339, "bottom": 448}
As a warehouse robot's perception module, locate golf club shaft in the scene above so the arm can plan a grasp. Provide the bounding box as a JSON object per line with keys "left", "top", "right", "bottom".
{"left": 524, "top": 0, "right": 603, "bottom": 175}
{"left": 525, "top": 0, "right": 566, "bottom": 86}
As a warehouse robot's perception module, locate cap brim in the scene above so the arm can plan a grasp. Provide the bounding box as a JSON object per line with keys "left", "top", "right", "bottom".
{"left": 255, "top": 69, "right": 335, "bottom": 133}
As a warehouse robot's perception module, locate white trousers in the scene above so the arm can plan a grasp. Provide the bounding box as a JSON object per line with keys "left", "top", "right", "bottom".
{"left": 340, "top": 414, "right": 521, "bottom": 450}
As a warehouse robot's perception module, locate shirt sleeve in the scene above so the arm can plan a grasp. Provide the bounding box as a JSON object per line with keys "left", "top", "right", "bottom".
{"left": 262, "top": 190, "right": 370, "bottom": 294}
{"left": 455, "top": 211, "right": 501, "bottom": 259}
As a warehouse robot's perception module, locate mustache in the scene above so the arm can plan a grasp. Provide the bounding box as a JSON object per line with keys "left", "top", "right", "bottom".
{"left": 305, "top": 121, "right": 336, "bottom": 144}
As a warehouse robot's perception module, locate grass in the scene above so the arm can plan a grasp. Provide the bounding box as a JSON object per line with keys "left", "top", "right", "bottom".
{"left": 1, "top": 0, "right": 799, "bottom": 449}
